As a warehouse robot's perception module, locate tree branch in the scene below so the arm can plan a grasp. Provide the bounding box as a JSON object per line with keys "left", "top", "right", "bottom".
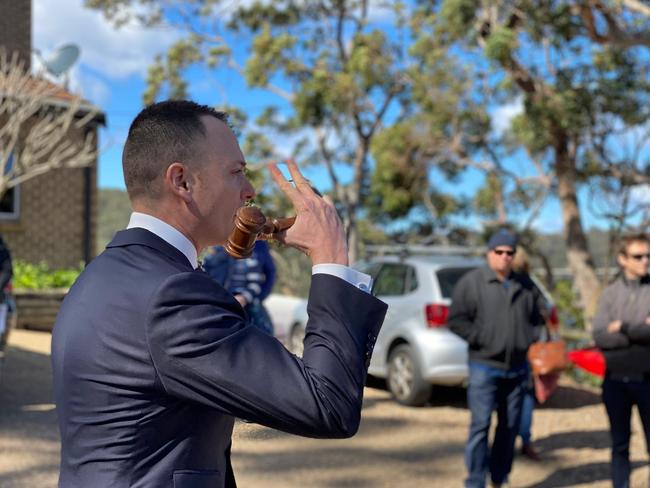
{"left": 0, "top": 49, "right": 98, "bottom": 198}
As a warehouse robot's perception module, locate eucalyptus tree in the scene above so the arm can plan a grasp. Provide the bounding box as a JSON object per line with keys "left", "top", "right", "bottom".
{"left": 397, "top": 0, "right": 650, "bottom": 324}
{"left": 87, "top": 0, "right": 416, "bottom": 262}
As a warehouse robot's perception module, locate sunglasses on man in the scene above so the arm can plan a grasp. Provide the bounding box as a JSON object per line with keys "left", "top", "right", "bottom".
{"left": 493, "top": 249, "right": 516, "bottom": 257}
{"left": 627, "top": 253, "right": 650, "bottom": 261}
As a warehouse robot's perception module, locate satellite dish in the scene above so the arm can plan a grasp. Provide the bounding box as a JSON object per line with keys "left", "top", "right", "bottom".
{"left": 41, "top": 44, "right": 80, "bottom": 77}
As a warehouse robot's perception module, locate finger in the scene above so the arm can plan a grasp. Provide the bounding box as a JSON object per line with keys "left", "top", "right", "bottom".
{"left": 269, "top": 163, "right": 302, "bottom": 204}
{"left": 322, "top": 195, "right": 335, "bottom": 207}
{"left": 285, "top": 160, "right": 314, "bottom": 194}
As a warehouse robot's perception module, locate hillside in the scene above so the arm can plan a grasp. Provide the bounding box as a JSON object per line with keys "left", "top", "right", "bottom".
{"left": 97, "top": 188, "right": 132, "bottom": 254}
{"left": 96, "top": 189, "right": 614, "bottom": 270}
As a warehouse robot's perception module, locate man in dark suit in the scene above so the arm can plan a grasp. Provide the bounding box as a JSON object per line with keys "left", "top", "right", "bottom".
{"left": 51, "top": 100, "right": 387, "bottom": 488}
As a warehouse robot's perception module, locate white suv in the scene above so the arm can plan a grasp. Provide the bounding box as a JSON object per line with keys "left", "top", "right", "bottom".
{"left": 275, "top": 253, "right": 486, "bottom": 406}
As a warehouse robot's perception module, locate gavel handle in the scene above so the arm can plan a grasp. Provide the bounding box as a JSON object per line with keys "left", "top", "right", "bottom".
{"left": 260, "top": 216, "right": 296, "bottom": 236}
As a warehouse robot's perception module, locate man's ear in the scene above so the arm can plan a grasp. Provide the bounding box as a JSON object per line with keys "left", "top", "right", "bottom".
{"left": 165, "top": 162, "right": 192, "bottom": 203}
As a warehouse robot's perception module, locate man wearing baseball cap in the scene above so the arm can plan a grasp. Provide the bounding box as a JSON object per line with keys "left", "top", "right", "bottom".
{"left": 448, "top": 229, "right": 546, "bottom": 488}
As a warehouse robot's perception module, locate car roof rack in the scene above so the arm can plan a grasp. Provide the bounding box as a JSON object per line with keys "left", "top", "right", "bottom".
{"left": 364, "top": 244, "right": 482, "bottom": 258}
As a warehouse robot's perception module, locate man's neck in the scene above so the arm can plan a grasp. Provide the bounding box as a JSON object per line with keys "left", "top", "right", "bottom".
{"left": 623, "top": 271, "right": 645, "bottom": 282}
{"left": 493, "top": 269, "right": 510, "bottom": 281}
{"left": 132, "top": 203, "right": 201, "bottom": 254}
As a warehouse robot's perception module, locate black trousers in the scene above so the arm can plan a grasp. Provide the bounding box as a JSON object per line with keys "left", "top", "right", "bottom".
{"left": 602, "top": 376, "right": 650, "bottom": 488}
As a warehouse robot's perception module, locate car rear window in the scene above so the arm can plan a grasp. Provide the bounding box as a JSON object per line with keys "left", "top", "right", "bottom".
{"left": 436, "top": 267, "right": 476, "bottom": 299}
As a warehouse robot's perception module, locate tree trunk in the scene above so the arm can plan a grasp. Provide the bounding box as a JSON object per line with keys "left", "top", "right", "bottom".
{"left": 346, "top": 135, "right": 369, "bottom": 265}
{"left": 555, "top": 142, "right": 601, "bottom": 329}
{"left": 346, "top": 208, "right": 359, "bottom": 264}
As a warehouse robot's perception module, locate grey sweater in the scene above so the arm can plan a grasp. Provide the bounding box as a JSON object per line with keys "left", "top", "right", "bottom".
{"left": 593, "top": 274, "right": 650, "bottom": 379}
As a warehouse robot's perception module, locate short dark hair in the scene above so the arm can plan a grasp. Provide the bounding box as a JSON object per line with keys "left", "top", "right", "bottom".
{"left": 122, "top": 100, "right": 228, "bottom": 202}
{"left": 618, "top": 233, "right": 650, "bottom": 256}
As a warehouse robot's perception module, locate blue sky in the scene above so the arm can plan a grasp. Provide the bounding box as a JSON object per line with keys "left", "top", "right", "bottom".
{"left": 31, "top": 0, "right": 646, "bottom": 234}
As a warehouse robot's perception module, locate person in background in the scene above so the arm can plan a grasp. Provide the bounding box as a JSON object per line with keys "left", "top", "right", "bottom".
{"left": 0, "top": 234, "right": 12, "bottom": 299}
{"left": 204, "top": 239, "right": 276, "bottom": 335}
{"left": 448, "top": 228, "right": 546, "bottom": 488}
{"left": 0, "top": 234, "right": 13, "bottom": 344}
{"left": 593, "top": 233, "right": 650, "bottom": 488}
{"left": 511, "top": 248, "right": 544, "bottom": 462}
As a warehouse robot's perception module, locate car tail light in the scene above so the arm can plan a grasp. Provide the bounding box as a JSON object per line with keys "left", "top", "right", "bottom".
{"left": 425, "top": 304, "right": 449, "bottom": 328}
{"left": 548, "top": 305, "right": 559, "bottom": 328}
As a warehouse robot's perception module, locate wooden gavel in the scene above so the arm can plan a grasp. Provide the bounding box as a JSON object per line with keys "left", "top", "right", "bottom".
{"left": 225, "top": 206, "right": 296, "bottom": 259}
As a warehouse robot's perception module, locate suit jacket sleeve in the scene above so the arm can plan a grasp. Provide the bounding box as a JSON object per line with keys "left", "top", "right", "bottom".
{"left": 145, "top": 272, "right": 386, "bottom": 439}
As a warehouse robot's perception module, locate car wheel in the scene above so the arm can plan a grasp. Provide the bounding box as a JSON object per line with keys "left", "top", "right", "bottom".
{"left": 387, "top": 344, "right": 431, "bottom": 407}
{"left": 289, "top": 324, "right": 305, "bottom": 357}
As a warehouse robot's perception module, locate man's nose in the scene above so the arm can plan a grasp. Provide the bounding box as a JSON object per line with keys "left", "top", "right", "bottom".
{"left": 242, "top": 179, "right": 256, "bottom": 201}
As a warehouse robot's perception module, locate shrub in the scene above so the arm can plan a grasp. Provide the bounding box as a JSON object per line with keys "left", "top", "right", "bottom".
{"left": 552, "top": 279, "right": 585, "bottom": 330}
{"left": 12, "top": 261, "right": 83, "bottom": 290}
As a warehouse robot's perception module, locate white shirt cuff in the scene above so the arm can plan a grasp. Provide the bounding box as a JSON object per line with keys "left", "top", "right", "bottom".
{"left": 312, "top": 264, "right": 373, "bottom": 293}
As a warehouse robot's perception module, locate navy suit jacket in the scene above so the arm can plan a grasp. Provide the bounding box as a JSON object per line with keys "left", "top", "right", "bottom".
{"left": 51, "top": 228, "right": 386, "bottom": 487}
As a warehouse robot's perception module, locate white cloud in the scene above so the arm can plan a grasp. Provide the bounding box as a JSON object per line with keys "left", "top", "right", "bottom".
{"left": 631, "top": 184, "right": 650, "bottom": 205}
{"left": 33, "top": 0, "right": 180, "bottom": 80}
{"left": 76, "top": 70, "right": 112, "bottom": 106}
{"left": 491, "top": 97, "right": 524, "bottom": 137}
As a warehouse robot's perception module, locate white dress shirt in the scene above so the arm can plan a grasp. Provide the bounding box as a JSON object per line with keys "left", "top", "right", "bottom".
{"left": 127, "top": 212, "right": 199, "bottom": 268}
{"left": 126, "top": 212, "right": 372, "bottom": 292}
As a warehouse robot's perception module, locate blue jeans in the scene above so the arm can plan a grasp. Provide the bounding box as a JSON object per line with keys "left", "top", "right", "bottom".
{"left": 518, "top": 376, "right": 535, "bottom": 445}
{"left": 602, "top": 376, "right": 650, "bottom": 488}
{"left": 465, "top": 362, "right": 528, "bottom": 488}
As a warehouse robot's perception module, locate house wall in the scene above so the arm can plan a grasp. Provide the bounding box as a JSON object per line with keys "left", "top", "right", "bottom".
{"left": 0, "top": 0, "right": 32, "bottom": 69}
{"left": 0, "top": 0, "right": 100, "bottom": 269}
{"left": 0, "top": 117, "right": 98, "bottom": 269}
{"left": 0, "top": 163, "right": 98, "bottom": 268}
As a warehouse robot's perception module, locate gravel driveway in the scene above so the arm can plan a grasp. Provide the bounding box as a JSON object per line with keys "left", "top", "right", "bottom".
{"left": 1, "top": 329, "right": 648, "bottom": 487}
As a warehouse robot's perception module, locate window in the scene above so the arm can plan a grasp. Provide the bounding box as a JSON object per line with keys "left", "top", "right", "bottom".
{"left": 353, "top": 260, "right": 382, "bottom": 280}
{"left": 0, "top": 153, "right": 19, "bottom": 219}
{"left": 436, "top": 267, "right": 475, "bottom": 299}
{"left": 373, "top": 263, "right": 415, "bottom": 297}
{"left": 406, "top": 265, "right": 418, "bottom": 292}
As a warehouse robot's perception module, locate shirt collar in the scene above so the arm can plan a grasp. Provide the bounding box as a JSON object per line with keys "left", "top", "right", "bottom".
{"left": 481, "top": 265, "right": 515, "bottom": 284}
{"left": 126, "top": 212, "right": 198, "bottom": 268}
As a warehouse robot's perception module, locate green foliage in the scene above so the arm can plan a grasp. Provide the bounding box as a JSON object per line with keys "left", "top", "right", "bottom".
{"left": 484, "top": 26, "right": 517, "bottom": 63}
{"left": 509, "top": 109, "right": 551, "bottom": 155}
{"left": 143, "top": 38, "right": 202, "bottom": 104}
{"left": 369, "top": 122, "right": 428, "bottom": 218}
{"left": 85, "top": 0, "right": 650, "bottom": 272}
{"left": 552, "top": 279, "right": 585, "bottom": 330}
{"left": 293, "top": 66, "right": 333, "bottom": 126}
{"left": 97, "top": 189, "right": 132, "bottom": 253}
{"left": 245, "top": 24, "right": 298, "bottom": 87}
{"left": 347, "top": 30, "right": 393, "bottom": 91}
{"left": 474, "top": 172, "right": 503, "bottom": 217}
{"left": 228, "top": 1, "right": 301, "bottom": 32}
{"left": 13, "top": 261, "right": 83, "bottom": 290}
{"left": 439, "top": 0, "right": 479, "bottom": 38}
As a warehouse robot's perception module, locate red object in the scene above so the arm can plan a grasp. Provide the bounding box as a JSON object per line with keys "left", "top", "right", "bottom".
{"left": 568, "top": 347, "right": 606, "bottom": 378}
{"left": 425, "top": 304, "right": 449, "bottom": 328}
{"left": 548, "top": 306, "right": 559, "bottom": 328}
{"left": 534, "top": 372, "right": 561, "bottom": 404}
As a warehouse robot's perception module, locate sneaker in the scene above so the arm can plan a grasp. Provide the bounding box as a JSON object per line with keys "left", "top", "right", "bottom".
{"left": 521, "top": 442, "right": 541, "bottom": 461}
